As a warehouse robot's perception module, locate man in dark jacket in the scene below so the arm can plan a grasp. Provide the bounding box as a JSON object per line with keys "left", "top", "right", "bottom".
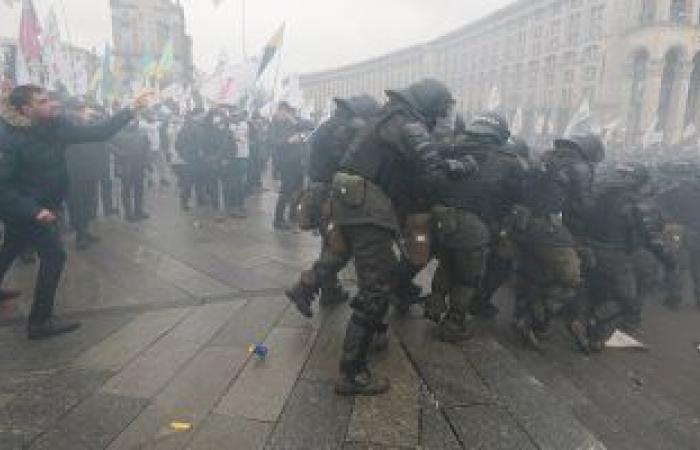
{"left": 270, "top": 102, "right": 310, "bottom": 230}
{"left": 175, "top": 109, "right": 207, "bottom": 211}
{"left": 112, "top": 121, "right": 151, "bottom": 221}
{"left": 0, "top": 85, "right": 149, "bottom": 339}
{"left": 66, "top": 103, "right": 112, "bottom": 249}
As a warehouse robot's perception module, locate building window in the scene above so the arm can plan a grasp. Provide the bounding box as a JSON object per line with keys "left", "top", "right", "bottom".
{"left": 640, "top": 0, "right": 655, "bottom": 25}
{"left": 670, "top": 0, "right": 688, "bottom": 23}
{"left": 544, "top": 55, "right": 556, "bottom": 83}
{"left": 549, "top": 20, "right": 561, "bottom": 51}
{"left": 582, "top": 45, "right": 599, "bottom": 62}
{"left": 582, "top": 86, "right": 596, "bottom": 101}
{"left": 562, "top": 87, "right": 574, "bottom": 105}
{"left": 567, "top": 12, "right": 581, "bottom": 45}
{"left": 583, "top": 66, "right": 597, "bottom": 82}
{"left": 564, "top": 50, "right": 577, "bottom": 66}
{"left": 589, "top": 5, "right": 605, "bottom": 38}
{"left": 528, "top": 61, "right": 540, "bottom": 88}
{"left": 564, "top": 69, "right": 575, "bottom": 83}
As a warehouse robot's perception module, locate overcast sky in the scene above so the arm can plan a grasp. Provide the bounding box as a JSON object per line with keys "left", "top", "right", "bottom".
{"left": 0, "top": 0, "right": 512, "bottom": 74}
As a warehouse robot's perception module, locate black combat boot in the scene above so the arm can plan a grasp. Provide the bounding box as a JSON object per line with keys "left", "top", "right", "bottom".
{"left": 513, "top": 315, "right": 543, "bottom": 351}
{"left": 438, "top": 313, "right": 474, "bottom": 343}
{"left": 75, "top": 235, "right": 91, "bottom": 251}
{"left": 469, "top": 299, "right": 500, "bottom": 319}
{"left": 319, "top": 283, "right": 350, "bottom": 306}
{"left": 335, "top": 316, "right": 389, "bottom": 396}
{"left": 438, "top": 287, "right": 476, "bottom": 343}
{"left": 568, "top": 319, "right": 591, "bottom": 354}
{"left": 286, "top": 282, "right": 316, "bottom": 318}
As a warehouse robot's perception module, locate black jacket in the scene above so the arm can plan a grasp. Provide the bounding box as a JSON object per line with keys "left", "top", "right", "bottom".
{"left": 0, "top": 97, "right": 132, "bottom": 221}
{"left": 111, "top": 126, "right": 151, "bottom": 179}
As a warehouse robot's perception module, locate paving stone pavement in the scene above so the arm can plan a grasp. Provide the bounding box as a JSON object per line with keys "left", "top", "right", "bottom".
{"left": 0, "top": 186, "right": 699, "bottom": 449}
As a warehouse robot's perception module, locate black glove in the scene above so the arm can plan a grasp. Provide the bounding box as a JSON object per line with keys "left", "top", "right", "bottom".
{"left": 443, "top": 155, "right": 478, "bottom": 179}
{"left": 510, "top": 205, "right": 531, "bottom": 233}
{"left": 423, "top": 293, "right": 448, "bottom": 323}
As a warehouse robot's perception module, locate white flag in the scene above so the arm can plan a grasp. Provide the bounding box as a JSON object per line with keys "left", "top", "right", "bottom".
{"left": 534, "top": 114, "right": 545, "bottom": 135}
{"left": 279, "top": 73, "right": 305, "bottom": 110}
{"left": 563, "top": 98, "right": 591, "bottom": 137}
{"left": 201, "top": 60, "right": 256, "bottom": 105}
{"left": 487, "top": 85, "right": 501, "bottom": 111}
{"left": 42, "top": 7, "right": 71, "bottom": 91}
{"left": 511, "top": 107, "right": 523, "bottom": 135}
{"left": 14, "top": 47, "right": 32, "bottom": 85}
{"left": 547, "top": 117, "right": 556, "bottom": 135}
{"left": 642, "top": 116, "right": 663, "bottom": 149}
{"left": 683, "top": 123, "right": 697, "bottom": 140}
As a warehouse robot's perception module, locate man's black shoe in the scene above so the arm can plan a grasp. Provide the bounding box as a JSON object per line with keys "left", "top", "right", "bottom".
{"left": 0, "top": 289, "right": 21, "bottom": 302}
{"left": 27, "top": 317, "right": 81, "bottom": 340}
{"left": 469, "top": 301, "right": 500, "bottom": 319}
{"left": 85, "top": 232, "right": 101, "bottom": 244}
{"left": 76, "top": 238, "right": 91, "bottom": 251}
{"left": 135, "top": 212, "right": 150, "bottom": 221}
{"left": 319, "top": 285, "right": 350, "bottom": 306}
{"left": 273, "top": 220, "right": 292, "bottom": 231}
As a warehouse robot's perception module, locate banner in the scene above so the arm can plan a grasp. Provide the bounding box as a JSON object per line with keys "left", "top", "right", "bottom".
{"left": 200, "top": 60, "right": 256, "bottom": 105}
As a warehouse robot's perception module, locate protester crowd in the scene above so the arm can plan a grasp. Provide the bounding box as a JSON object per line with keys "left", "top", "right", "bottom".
{"left": 0, "top": 84, "right": 297, "bottom": 339}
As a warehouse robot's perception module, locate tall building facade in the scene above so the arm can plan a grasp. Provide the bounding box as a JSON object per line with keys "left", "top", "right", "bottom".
{"left": 110, "top": 0, "right": 193, "bottom": 92}
{"left": 300, "top": 0, "right": 700, "bottom": 146}
{"left": 0, "top": 37, "right": 99, "bottom": 93}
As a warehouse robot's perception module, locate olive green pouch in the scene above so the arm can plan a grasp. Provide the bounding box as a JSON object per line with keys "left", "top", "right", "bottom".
{"left": 333, "top": 172, "right": 366, "bottom": 207}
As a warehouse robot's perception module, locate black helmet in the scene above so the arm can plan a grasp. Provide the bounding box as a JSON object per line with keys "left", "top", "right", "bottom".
{"left": 465, "top": 111, "right": 510, "bottom": 144}
{"left": 605, "top": 164, "right": 652, "bottom": 193}
{"left": 387, "top": 78, "right": 454, "bottom": 122}
{"left": 508, "top": 136, "right": 531, "bottom": 160}
{"left": 555, "top": 133, "right": 605, "bottom": 163}
{"left": 334, "top": 95, "right": 381, "bottom": 120}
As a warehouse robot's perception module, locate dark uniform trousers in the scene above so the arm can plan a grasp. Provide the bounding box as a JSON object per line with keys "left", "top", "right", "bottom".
{"left": 427, "top": 209, "right": 491, "bottom": 321}
{"left": 299, "top": 222, "right": 351, "bottom": 293}
{"left": 121, "top": 171, "right": 145, "bottom": 217}
{"left": 584, "top": 246, "right": 638, "bottom": 343}
{"left": 0, "top": 220, "right": 66, "bottom": 324}
{"left": 514, "top": 238, "right": 581, "bottom": 332}
{"left": 67, "top": 179, "right": 98, "bottom": 237}
{"left": 338, "top": 224, "right": 398, "bottom": 376}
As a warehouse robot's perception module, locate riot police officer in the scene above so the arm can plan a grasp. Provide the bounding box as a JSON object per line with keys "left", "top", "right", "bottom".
{"left": 330, "top": 78, "right": 472, "bottom": 395}
{"left": 287, "top": 95, "right": 381, "bottom": 317}
{"left": 423, "top": 113, "right": 527, "bottom": 341}
{"left": 576, "top": 165, "right": 675, "bottom": 352}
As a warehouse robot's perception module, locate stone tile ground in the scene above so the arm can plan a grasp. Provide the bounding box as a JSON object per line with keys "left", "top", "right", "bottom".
{"left": 0, "top": 187, "right": 698, "bottom": 449}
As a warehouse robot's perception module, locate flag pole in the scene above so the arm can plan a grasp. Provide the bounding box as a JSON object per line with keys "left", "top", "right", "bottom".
{"left": 241, "top": 0, "right": 247, "bottom": 58}
{"left": 268, "top": 34, "right": 285, "bottom": 120}
{"left": 57, "top": 0, "right": 78, "bottom": 92}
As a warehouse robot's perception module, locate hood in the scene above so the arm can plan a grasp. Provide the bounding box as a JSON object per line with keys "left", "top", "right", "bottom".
{"left": 0, "top": 94, "right": 31, "bottom": 129}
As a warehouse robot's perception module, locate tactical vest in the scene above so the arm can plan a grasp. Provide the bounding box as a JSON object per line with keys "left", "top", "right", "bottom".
{"left": 340, "top": 108, "right": 416, "bottom": 207}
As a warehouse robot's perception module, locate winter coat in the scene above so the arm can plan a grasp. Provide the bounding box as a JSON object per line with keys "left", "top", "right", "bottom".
{"left": 0, "top": 95, "right": 132, "bottom": 221}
